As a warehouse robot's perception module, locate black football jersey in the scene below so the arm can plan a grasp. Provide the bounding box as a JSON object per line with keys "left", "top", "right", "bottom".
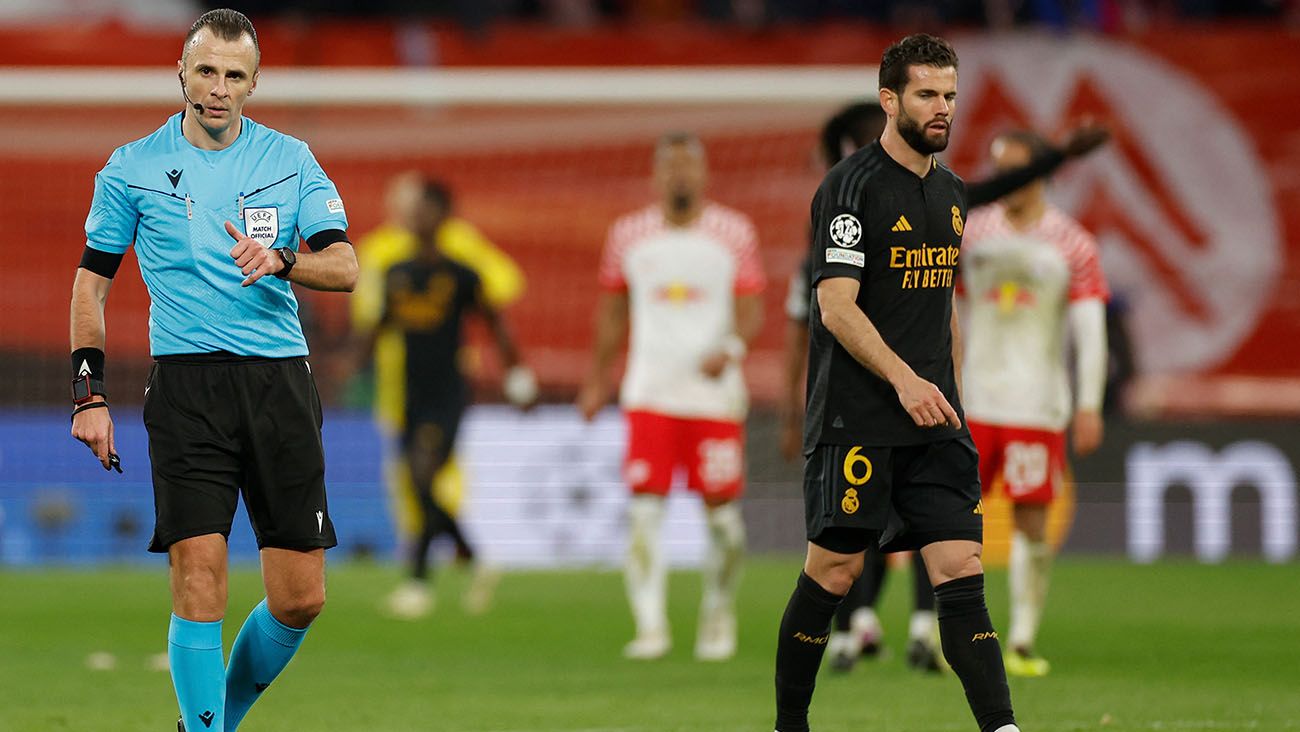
{"left": 382, "top": 256, "right": 483, "bottom": 410}
{"left": 803, "top": 141, "right": 970, "bottom": 450}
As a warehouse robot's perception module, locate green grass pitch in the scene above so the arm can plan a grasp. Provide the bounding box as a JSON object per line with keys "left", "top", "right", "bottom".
{"left": 2, "top": 557, "right": 1297, "bottom": 731}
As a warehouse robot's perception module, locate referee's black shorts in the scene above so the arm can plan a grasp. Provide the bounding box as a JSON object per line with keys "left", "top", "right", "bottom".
{"left": 803, "top": 435, "right": 983, "bottom": 555}
{"left": 143, "top": 353, "right": 337, "bottom": 553}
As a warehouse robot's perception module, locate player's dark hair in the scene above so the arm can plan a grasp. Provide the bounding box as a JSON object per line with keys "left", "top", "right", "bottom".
{"left": 184, "top": 9, "right": 259, "bottom": 64}
{"left": 655, "top": 131, "right": 705, "bottom": 160}
{"left": 992, "top": 129, "right": 1053, "bottom": 161}
{"left": 879, "top": 34, "right": 958, "bottom": 94}
{"left": 820, "top": 102, "right": 886, "bottom": 166}
{"left": 420, "top": 179, "right": 453, "bottom": 213}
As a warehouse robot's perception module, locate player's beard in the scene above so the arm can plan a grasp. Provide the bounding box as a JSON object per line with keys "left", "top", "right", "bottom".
{"left": 897, "top": 106, "right": 951, "bottom": 156}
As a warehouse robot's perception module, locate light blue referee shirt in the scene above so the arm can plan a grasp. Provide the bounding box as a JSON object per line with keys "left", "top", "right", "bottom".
{"left": 85, "top": 112, "right": 348, "bottom": 358}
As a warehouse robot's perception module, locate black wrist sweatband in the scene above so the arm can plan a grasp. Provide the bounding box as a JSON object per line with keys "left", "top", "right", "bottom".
{"left": 72, "top": 348, "right": 106, "bottom": 381}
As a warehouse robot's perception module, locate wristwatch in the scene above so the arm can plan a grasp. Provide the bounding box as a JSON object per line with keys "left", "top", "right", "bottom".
{"left": 71, "top": 374, "right": 107, "bottom": 406}
{"left": 274, "top": 247, "right": 297, "bottom": 279}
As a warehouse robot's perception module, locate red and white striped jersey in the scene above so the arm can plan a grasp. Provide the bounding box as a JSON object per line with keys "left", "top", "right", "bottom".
{"left": 599, "top": 202, "right": 765, "bottom": 421}
{"left": 960, "top": 203, "right": 1109, "bottom": 430}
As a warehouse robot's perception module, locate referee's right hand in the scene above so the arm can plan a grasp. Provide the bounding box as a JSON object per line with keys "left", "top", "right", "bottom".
{"left": 71, "top": 396, "right": 117, "bottom": 470}
{"left": 895, "top": 373, "right": 961, "bottom": 429}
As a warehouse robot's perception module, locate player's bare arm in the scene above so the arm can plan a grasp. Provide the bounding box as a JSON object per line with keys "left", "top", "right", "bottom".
{"left": 577, "top": 290, "right": 629, "bottom": 420}
{"left": 779, "top": 316, "right": 810, "bottom": 460}
{"left": 817, "top": 276, "right": 960, "bottom": 429}
{"left": 701, "top": 293, "right": 764, "bottom": 378}
{"left": 951, "top": 292, "right": 964, "bottom": 403}
{"left": 1069, "top": 297, "right": 1108, "bottom": 455}
{"left": 481, "top": 299, "right": 539, "bottom": 409}
{"left": 69, "top": 268, "right": 116, "bottom": 469}
{"left": 226, "top": 220, "right": 358, "bottom": 291}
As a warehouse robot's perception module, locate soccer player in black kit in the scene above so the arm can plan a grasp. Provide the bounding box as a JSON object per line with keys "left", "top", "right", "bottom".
{"left": 773, "top": 35, "right": 1021, "bottom": 732}
{"left": 365, "top": 179, "right": 535, "bottom": 618}
{"left": 782, "top": 102, "right": 1107, "bottom": 675}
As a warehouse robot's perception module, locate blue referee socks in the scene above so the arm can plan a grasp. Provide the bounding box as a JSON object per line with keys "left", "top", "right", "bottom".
{"left": 168, "top": 615, "right": 225, "bottom": 731}
{"left": 224, "top": 599, "right": 309, "bottom": 731}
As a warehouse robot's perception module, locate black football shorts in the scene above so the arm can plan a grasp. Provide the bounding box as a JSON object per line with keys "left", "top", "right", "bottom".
{"left": 803, "top": 436, "right": 983, "bottom": 554}
{"left": 144, "top": 353, "right": 337, "bottom": 553}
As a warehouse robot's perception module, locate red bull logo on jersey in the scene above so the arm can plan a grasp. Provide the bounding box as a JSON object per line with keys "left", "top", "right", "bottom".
{"left": 654, "top": 282, "right": 704, "bottom": 304}
{"left": 986, "top": 281, "right": 1038, "bottom": 312}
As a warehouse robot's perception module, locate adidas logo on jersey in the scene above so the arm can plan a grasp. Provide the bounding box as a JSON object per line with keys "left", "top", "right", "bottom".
{"left": 891, "top": 215, "right": 913, "bottom": 232}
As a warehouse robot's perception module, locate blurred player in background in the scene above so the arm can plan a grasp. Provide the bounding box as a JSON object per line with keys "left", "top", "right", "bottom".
{"left": 960, "top": 130, "right": 1109, "bottom": 677}
{"left": 359, "top": 179, "right": 537, "bottom": 619}
{"left": 782, "top": 102, "right": 1110, "bottom": 674}
{"left": 70, "top": 10, "right": 357, "bottom": 731}
{"left": 579, "top": 132, "right": 765, "bottom": 661}
{"left": 352, "top": 171, "right": 527, "bottom": 614}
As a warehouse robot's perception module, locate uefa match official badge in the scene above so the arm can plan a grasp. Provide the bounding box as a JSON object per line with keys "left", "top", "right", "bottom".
{"left": 243, "top": 207, "right": 279, "bottom": 248}
{"left": 829, "top": 213, "right": 862, "bottom": 247}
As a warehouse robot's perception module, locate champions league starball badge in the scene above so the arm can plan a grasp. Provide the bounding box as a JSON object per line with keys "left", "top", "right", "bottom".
{"left": 829, "top": 213, "right": 862, "bottom": 248}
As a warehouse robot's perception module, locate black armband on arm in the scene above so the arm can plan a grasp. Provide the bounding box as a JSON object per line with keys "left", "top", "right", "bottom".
{"left": 70, "top": 347, "right": 107, "bottom": 405}
{"left": 79, "top": 246, "right": 125, "bottom": 279}
{"left": 305, "top": 228, "right": 350, "bottom": 252}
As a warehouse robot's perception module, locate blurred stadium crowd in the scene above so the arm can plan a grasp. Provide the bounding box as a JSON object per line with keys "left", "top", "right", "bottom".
{"left": 4, "top": 0, "right": 1298, "bottom": 31}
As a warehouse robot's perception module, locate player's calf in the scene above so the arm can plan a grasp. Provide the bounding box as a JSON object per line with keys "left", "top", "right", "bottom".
{"left": 934, "top": 574, "right": 1017, "bottom": 732}
{"left": 774, "top": 572, "right": 845, "bottom": 732}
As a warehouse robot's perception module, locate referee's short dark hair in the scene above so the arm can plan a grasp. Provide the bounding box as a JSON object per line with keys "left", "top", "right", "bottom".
{"left": 185, "top": 9, "right": 259, "bottom": 65}
{"left": 820, "top": 102, "right": 886, "bottom": 167}
{"left": 879, "top": 34, "right": 959, "bottom": 95}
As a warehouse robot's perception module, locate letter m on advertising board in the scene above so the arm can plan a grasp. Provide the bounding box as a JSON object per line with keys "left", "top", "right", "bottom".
{"left": 1126, "top": 441, "right": 1297, "bottom": 563}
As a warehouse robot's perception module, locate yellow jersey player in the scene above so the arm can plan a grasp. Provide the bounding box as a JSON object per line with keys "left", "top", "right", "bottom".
{"left": 352, "top": 171, "right": 529, "bottom": 616}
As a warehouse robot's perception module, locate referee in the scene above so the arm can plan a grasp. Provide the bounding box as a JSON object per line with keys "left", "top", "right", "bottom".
{"left": 68, "top": 10, "right": 356, "bottom": 732}
{"left": 772, "top": 35, "right": 1020, "bottom": 732}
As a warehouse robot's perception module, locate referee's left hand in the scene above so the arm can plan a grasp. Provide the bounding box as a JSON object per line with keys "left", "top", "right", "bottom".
{"left": 226, "top": 220, "right": 283, "bottom": 287}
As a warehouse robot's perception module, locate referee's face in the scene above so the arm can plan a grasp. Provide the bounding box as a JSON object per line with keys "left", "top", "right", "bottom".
{"left": 178, "top": 28, "right": 259, "bottom": 136}
{"left": 891, "top": 64, "right": 958, "bottom": 155}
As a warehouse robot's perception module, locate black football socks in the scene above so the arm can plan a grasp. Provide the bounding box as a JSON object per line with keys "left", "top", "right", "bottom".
{"left": 934, "top": 574, "right": 1016, "bottom": 732}
{"left": 774, "top": 572, "right": 845, "bottom": 732}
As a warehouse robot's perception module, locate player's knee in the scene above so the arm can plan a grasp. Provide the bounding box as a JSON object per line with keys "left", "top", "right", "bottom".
{"left": 274, "top": 590, "right": 325, "bottom": 628}
{"left": 819, "top": 564, "right": 859, "bottom": 596}
{"left": 171, "top": 566, "right": 227, "bottom": 618}
{"left": 805, "top": 558, "right": 861, "bottom": 596}
{"left": 929, "top": 552, "right": 983, "bottom": 586}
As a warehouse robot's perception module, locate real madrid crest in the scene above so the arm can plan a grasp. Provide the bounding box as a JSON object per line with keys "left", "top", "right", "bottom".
{"left": 841, "top": 488, "right": 860, "bottom": 515}
{"left": 951, "top": 205, "right": 964, "bottom": 236}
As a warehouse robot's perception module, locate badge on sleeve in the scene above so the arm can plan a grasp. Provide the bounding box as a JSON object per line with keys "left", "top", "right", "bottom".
{"left": 243, "top": 207, "right": 279, "bottom": 248}
{"left": 829, "top": 213, "right": 863, "bottom": 248}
